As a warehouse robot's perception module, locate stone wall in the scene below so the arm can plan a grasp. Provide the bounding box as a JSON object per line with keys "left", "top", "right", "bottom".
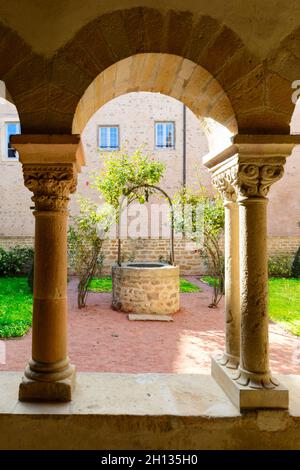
{"left": 0, "top": 237, "right": 34, "bottom": 249}
{"left": 1, "top": 92, "right": 300, "bottom": 242}
{"left": 0, "top": 92, "right": 299, "bottom": 273}
{"left": 102, "top": 238, "right": 205, "bottom": 275}
{"left": 0, "top": 235, "right": 204, "bottom": 275}
{"left": 1, "top": 235, "right": 300, "bottom": 275}
{"left": 112, "top": 263, "right": 179, "bottom": 314}
{"left": 2, "top": 372, "right": 300, "bottom": 450}
{"left": 267, "top": 236, "right": 300, "bottom": 255}
{"left": 0, "top": 92, "right": 210, "bottom": 239}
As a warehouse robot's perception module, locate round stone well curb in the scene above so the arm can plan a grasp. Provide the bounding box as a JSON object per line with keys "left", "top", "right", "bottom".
{"left": 112, "top": 262, "right": 180, "bottom": 315}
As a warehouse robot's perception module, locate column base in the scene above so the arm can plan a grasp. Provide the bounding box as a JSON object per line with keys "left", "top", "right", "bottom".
{"left": 19, "top": 367, "right": 76, "bottom": 402}
{"left": 211, "top": 356, "right": 288, "bottom": 410}
{"left": 217, "top": 352, "right": 239, "bottom": 369}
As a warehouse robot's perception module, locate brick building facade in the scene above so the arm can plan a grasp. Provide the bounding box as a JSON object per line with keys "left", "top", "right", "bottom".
{"left": 1, "top": 90, "right": 300, "bottom": 274}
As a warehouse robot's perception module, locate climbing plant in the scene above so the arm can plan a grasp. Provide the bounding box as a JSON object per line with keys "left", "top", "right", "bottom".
{"left": 173, "top": 186, "right": 225, "bottom": 307}
{"left": 69, "top": 148, "right": 166, "bottom": 308}
{"left": 68, "top": 197, "right": 115, "bottom": 308}
{"left": 91, "top": 148, "right": 165, "bottom": 212}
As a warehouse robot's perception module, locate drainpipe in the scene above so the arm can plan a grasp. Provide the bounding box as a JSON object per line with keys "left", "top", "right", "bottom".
{"left": 182, "top": 103, "right": 187, "bottom": 187}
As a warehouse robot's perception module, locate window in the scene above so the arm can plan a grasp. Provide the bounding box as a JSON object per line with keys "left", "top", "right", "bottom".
{"left": 5, "top": 122, "right": 21, "bottom": 160}
{"left": 155, "top": 122, "right": 175, "bottom": 149}
{"left": 98, "top": 126, "right": 119, "bottom": 150}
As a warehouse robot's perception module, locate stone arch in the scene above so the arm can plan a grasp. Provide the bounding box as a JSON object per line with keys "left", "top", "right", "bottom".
{"left": 263, "top": 24, "right": 300, "bottom": 134}
{"left": 0, "top": 21, "right": 34, "bottom": 125}
{"left": 1, "top": 7, "right": 258, "bottom": 134}
{"left": 0, "top": 6, "right": 296, "bottom": 135}
{"left": 54, "top": 7, "right": 251, "bottom": 136}
{"left": 72, "top": 53, "right": 237, "bottom": 153}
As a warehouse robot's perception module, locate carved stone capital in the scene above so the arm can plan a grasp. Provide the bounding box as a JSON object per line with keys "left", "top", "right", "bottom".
{"left": 12, "top": 134, "right": 84, "bottom": 212}
{"left": 212, "top": 167, "right": 238, "bottom": 203}
{"left": 233, "top": 161, "right": 285, "bottom": 200}
{"left": 204, "top": 134, "right": 300, "bottom": 201}
{"left": 23, "top": 163, "right": 78, "bottom": 211}
{"left": 211, "top": 158, "right": 285, "bottom": 202}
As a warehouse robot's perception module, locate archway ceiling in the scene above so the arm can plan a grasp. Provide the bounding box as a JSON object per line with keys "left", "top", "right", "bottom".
{"left": 0, "top": 4, "right": 299, "bottom": 135}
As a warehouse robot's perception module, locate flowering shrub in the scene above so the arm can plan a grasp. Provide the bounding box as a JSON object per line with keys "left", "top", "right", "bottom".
{"left": 68, "top": 197, "right": 114, "bottom": 308}
{"left": 0, "top": 246, "right": 34, "bottom": 277}
{"left": 268, "top": 253, "right": 293, "bottom": 278}
{"left": 173, "top": 187, "right": 224, "bottom": 307}
{"left": 69, "top": 148, "right": 166, "bottom": 308}
{"left": 92, "top": 148, "right": 165, "bottom": 211}
{"left": 292, "top": 247, "right": 300, "bottom": 278}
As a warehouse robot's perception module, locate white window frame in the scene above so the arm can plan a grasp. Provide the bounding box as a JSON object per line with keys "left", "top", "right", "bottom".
{"left": 155, "top": 121, "right": 175, "bottom": 150}
{"left": 1, "top": 121, "right": 21, "bottom": 161}
{"left": 98, "top": 125, "right": 120, "bottom": 151}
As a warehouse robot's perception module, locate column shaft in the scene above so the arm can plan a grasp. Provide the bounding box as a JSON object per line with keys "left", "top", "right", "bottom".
{"left": 237, "top": 197, "right": 276, "bottom": 388}
{"left": 221, "top": 200, "right": 240, "bottom": 368}
{"left": 27, "top": 210, "right": 71, "bottom": 381}
{"left": 211, "top": 173, "right": 240, "bottom": 369}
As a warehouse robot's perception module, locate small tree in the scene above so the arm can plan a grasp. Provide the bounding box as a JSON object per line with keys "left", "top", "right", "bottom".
{"left": 68, "top": 197, "right": 115, "bottom": 308}
{"left": 92, "top": 148, "right": 165, "bottom": 210}
{"left": 92, "top": 148, "right": 166, "bottom": 266}
{"left": 292, "top": 247, "right": 300, "bottom": 278}
{"left": 173, "top": 186, "right": 225, "bottom": 307}
{"left": 69, "top": 148, "right": 165, "bottom": 308}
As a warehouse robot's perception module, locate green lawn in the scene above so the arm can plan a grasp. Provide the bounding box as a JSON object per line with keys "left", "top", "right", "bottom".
{"left": 200, "top": 276, "right": 300, "bottom": 336}
{"left": 0, "top": 277, "right": 32, "bottom": 338}
{"left": 88, "top": 276, "right": 113, "bottom": 292}
{"left": 268, "top": 278, "right": 300, "bottom": 336}
{"left": 179, "top": 278, "right": 201, "bottom": 293}
{"left": 1, "top": 276, "right": 299, "bottom": 339}
{"left": 88, "top": 276, "right": 201, "bottom": 293}
{"left": 200, "top": 275, "right": 221, "bottom": 287}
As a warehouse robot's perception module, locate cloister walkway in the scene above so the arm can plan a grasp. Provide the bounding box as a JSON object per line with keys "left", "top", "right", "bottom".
{"left": 0, "top": 278, "right": 299, "bottom": 375}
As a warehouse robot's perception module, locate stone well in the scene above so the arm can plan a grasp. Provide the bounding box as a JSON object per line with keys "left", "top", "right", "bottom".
{"left": 112, "top": 262, "right": 180, "bottom": 315}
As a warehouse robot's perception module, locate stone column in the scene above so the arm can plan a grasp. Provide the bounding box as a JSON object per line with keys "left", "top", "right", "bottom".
{"left": 203, "top": 135, "right": 300, "bottom": 409}
{"left": 12, "top": 135, "right": 84, "bottom": 402}
{"left": 212, "top": 174, "right": 240, "bottom": 369}
{"left": 234, "top": 161, "right": 284, "bottom": 389}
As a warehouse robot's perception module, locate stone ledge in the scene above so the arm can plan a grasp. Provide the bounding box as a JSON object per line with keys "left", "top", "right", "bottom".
{"left": 212, "top": 357, "right": 289, "bottom": 410}
{"left": 0, "top": 372, "right": 239, "bottom": 417}
{"left": 0, "top": 372, "right": 300, "bottom": 449}
{"left": 128, "top": 314, "right": 174, "bottom": 321}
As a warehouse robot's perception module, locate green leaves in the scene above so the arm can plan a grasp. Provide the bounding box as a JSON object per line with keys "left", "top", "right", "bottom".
{"left": 0, "top": 246, "right": 34, "bottom": 277}
{"left": 173, "top": 187, "right": 225, "bottom": 243}
{"left": 292, "top": 247, "right": 300, "bottom": 278}
{"left": 68, "top": 147, "right": 166, "bottom": 307}
{"left": 172, "top": 186, "right": 225, "bottom": 307}
{"left": 92, "top": 148, "right": 165, "bottom": 209}
{"left": 268, "top": 253, "right": 293, "bottom": 277}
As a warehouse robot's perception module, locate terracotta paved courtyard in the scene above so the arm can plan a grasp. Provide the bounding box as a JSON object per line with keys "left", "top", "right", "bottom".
{"left": 0, "top": 277, "right": 299, "bottom": 375}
